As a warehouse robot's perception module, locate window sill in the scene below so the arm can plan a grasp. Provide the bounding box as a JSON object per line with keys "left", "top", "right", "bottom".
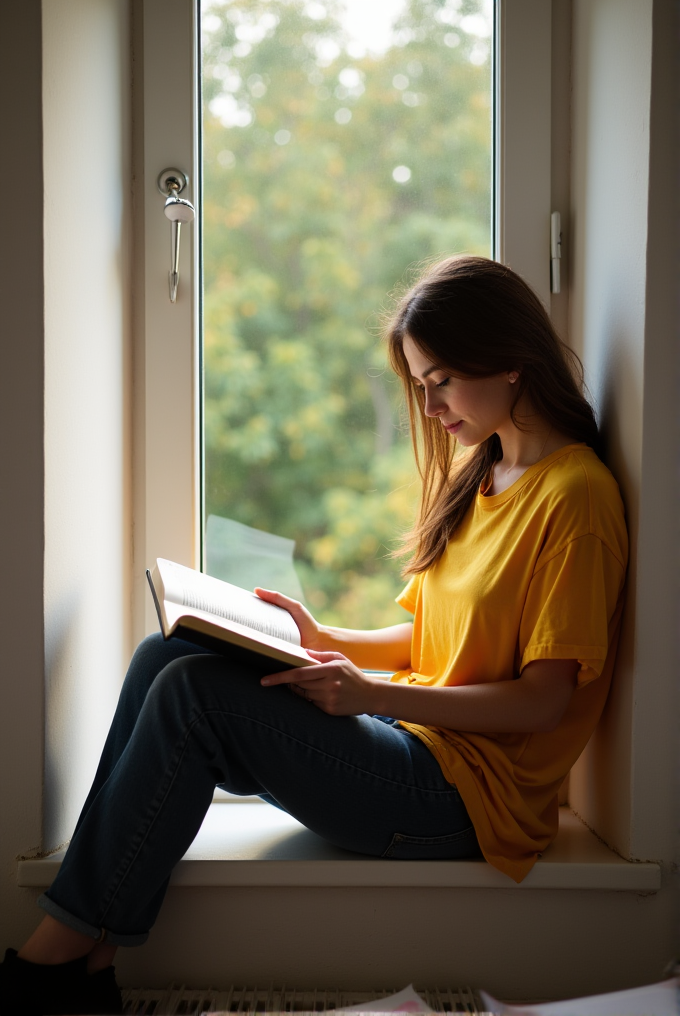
{"left": 17, "top": 806, "right": 660, "bottom": 891}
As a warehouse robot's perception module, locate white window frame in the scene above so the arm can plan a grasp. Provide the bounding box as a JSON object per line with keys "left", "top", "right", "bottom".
{"left": 133, "top": 0, "right": 553, "bottom": 640}
{"left": 494, "top": 0, "right": 552, "bottom": 306}
{"left": 134, "top": 0, "right": 201, "bottom": 638}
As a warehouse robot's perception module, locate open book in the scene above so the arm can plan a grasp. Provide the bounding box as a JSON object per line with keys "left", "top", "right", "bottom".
{"left": 146, "top": 558, "right": 317, "bottom": 673}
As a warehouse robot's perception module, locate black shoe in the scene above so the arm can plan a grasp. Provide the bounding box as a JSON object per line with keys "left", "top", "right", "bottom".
{"left": 0, "top": 948, "right": 123, "bottom": 1015}
{"left": 84, "top": 963, "right": 124, "bottom": 1015}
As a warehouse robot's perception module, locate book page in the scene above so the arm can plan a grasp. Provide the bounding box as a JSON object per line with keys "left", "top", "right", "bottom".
{"left": 159, "top": 559, "right": 301, "bottom": 645}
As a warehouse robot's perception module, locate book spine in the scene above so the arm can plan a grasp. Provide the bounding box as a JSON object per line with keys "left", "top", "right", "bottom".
{"left": 146, "top": 569, "right": 166, "bottom": 635}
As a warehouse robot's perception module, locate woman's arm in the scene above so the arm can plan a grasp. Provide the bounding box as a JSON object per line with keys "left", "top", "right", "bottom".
{"left": 371, "top": 658, "right": 579, "bottom": 732}
{"left": 262, "top": 654, "right": 579, "bottom": 734}
{"left": 311, "top": 624, "right": 413, "bottom": 671}
{"left": 255, "top": 588, "right": 413, "bottom": 671}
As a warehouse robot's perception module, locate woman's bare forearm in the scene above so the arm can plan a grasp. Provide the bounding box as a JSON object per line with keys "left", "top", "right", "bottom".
{"left": 369, "top": 658, "right": 579, "bottom": 733}
{"left": 315, "top": 622, "right": 413, "bottom": 671}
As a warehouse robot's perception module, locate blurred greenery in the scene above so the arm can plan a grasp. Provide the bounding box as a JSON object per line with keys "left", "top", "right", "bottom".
{"left": 202, "top": 0, "right": 492, "bottom": 627}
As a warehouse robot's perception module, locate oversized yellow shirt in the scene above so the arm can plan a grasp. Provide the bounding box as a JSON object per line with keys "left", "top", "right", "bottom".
{"left": 392, "top": 443, "right": 628, "bottom": 882}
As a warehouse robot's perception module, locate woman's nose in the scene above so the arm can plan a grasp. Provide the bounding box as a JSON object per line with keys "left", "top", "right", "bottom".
{"left": 423, "top": 388, "right": 445, "bottom": 417}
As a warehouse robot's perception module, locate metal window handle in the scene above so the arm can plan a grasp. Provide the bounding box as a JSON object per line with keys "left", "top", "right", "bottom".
{"left": 157, "top": 169, "right": 195, "bottom": 303}
{"left": 550, "top": 211, "right": 562, "bottom": 295}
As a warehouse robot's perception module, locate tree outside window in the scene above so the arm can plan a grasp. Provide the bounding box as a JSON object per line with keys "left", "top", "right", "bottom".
{"left": 202, "top": 0, "right": 492, "bottom": 627}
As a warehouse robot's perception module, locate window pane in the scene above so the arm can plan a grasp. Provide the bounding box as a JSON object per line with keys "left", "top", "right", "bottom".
{"left": 201, "top": 0, "right": 493, "bottom": 628}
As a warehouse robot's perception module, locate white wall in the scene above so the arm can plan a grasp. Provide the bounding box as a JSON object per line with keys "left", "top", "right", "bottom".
{"left": 42, "top": 0, "right": 133, "bottom": 849}
{"left": 0, "top": 0, "right": 134, "bottom": 950}
{"left": 568, "top": 0, "right": 680, "bottom": 873}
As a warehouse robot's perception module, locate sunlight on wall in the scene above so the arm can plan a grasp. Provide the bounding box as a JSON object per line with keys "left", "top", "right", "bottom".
{"left": 42, "top": 0, "right": 132, "bottom": 850}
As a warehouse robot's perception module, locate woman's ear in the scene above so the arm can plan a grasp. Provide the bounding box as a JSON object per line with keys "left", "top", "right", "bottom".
{"left": 508, "top": 371, "right": 520, "bottom": 384}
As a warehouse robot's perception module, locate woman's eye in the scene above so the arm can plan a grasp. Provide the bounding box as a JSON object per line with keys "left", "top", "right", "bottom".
{"left": 436, "top": 377, "right": 450, "bottom": 388}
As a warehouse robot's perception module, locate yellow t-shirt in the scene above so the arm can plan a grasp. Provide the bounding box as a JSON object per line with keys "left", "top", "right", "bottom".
{"left": 393, "top": 443, "right": 628, "bottom": 882}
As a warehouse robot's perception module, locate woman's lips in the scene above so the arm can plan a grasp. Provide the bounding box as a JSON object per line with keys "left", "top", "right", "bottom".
{"left": 444, "top": 420, "right": 463, "bottom": 434}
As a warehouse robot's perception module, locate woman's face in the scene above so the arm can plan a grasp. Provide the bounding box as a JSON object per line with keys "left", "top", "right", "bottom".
{"left": 402, "top": 334, "right": 518, "bottom": 447}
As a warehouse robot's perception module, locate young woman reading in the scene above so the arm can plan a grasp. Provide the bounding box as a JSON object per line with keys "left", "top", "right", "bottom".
{"left": 1, "top": 256, "right": 628, "bottom": 1016}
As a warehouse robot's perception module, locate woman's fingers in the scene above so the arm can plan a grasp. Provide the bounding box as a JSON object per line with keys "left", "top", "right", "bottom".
{"left": 261, "top": 657, "right": 346, "bottom": 688}
{"left": 304, "top": 649, "right": 347, "bottom": 663}
{"left": 261, "top": 655, "right": 381, "bottom": 717}
{"left": 254, "top": 588, "right": 321, "bottom": 647}
{"left": 254, "top": 587, "right": 300, "bottom": 610}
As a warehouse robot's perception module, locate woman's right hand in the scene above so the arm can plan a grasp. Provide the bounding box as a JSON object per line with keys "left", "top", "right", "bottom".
{"left": 254, "top": 588, "right": 327, "bottom": 650}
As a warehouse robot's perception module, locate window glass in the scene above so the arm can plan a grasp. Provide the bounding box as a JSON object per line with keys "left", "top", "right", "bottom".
{"left": 201, "top": 0, "right": 493, "bottom": 628}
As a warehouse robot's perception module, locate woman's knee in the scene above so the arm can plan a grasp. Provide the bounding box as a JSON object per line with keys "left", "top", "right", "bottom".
{"left": 128, "top": 634, "right": 212, "bottom": 682}
{"left": 149, "top": 653, "right": 266, "bottom": 715}
{"left": 121, "top": 634, "right": 200, "bottom": 708}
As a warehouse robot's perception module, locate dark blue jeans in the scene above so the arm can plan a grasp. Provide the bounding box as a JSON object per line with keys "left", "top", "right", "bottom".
{"left": 39, "top": 635, "right": 480, "bottom": 946}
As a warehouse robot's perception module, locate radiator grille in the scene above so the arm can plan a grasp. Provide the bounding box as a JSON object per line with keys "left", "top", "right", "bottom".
{"left": 121, "top": 985, "right": 483, "bottom": 1016}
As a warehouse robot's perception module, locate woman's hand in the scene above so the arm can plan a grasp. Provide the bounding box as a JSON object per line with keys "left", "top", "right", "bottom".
{"left": 261, "top": 650, "right": 384, "bottom": 716}
{"left": 254, "top": 588, "right": 326, "bottom": 650}
{"left": 256, "top": 588, "right": 413, "bottom": 670}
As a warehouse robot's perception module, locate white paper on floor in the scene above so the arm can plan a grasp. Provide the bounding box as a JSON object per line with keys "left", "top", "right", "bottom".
{"left": 339, "top": 985, "right": 434, "bottom": 1013}
{"left": 479, "top": 977, "right": 680, "bottom": 1016}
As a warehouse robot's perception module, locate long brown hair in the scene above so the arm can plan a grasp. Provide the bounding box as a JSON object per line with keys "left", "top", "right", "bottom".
{"left": 386, "top": 256, "right": 599, "bottom": 574}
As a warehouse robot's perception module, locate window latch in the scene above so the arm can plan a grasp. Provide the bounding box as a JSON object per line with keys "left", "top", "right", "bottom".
{"left": 157, "top": 169, "right": 195, "bottom": 304}
{"left": 550, "top": 211, "right": 562, "bottom": 295}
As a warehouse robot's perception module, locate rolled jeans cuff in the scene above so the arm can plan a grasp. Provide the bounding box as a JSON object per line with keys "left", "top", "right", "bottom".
{"left": 37, "top": 893, "right": 149, "bottom": 947}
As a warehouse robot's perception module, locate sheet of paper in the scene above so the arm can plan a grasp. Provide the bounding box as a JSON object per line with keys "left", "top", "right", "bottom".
{"left": 339, "top": 985, "right": 434, "bottom": 1013}
{"left": 479, "top": 977, "right": 679, "bottom": 1016}
{"left": 206, "top": 514, "right": 306, "bottom": 603}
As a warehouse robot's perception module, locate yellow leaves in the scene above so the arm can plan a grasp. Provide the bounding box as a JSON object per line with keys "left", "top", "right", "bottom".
{"left": 224, "top": 196, "right": 257, "bottom": 229}
{"left": 300, "top": 237, "right": 362, "bottom": 296}
{"left": 326, "top": 156, "right": 345, "bottom": 177}
{"left": 311, "top": 535, "right": 339, "bottom": 568}
{"left": 299, "top": 405, "right": 323, "bottom": 430}
{"left": 282, "top": 419, "right": 301, "bottom": 440}
{"left": 470, "top": 91, "right": 490, "bottom": 111}
{"left": 271, "top": 341, "right": 307, "bottom": 365}
{"left": 329, "top": 573, "right": 409, "bottom": 630}
{"left": 272, "top": 192, "right": 292, "bottom": 213}
{"left": 336, "top": 517, "right": 359, "bottom": 538}
{"left": 300, "top": 237, "right": 322, "bottom": 257}
{"left": 325, "top": 392, "right": 346, "bottom": 414}
{"left": 280, "top": 395, "right": 346, "bottom": 458}
{"left": 246, "top": 415, "right": 268, "bottom": 435}
{"left": 360, "top": 534, "right": 379, "bottom": 555}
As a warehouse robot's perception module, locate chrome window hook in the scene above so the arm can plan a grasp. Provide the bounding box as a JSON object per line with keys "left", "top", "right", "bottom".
{"left": 157, "top": 168, "right": 195, "bottom": 303}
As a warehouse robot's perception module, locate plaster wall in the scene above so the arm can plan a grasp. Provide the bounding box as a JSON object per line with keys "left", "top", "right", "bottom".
{"left": 568, "top": 0, "right": 680, "bottom": 873}
{"left": 42, "top": 0, "right": 134, "bottom": 849}
{"left": 115, "top": 883, "right": 675, "bottom": 1000}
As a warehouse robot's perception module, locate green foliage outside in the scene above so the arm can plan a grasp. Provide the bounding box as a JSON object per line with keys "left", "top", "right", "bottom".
{"left": 202, "top": 0, "right": 492, "bottom": 628}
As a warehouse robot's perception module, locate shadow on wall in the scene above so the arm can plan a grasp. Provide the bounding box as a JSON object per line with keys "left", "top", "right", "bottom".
{"left": 571, "top": 332, "right": 638, "bottom": 855}
{"left": 43, "top": 588, "right": 80, "bottom": 852}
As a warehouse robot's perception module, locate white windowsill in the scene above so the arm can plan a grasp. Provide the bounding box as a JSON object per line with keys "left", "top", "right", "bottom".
{"left": 17, "top": 806, "right": 660, "bottom": 891}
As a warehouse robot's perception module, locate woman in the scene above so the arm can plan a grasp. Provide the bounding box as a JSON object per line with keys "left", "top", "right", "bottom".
{"left": 0, "top": 256, "right": 627, "bottom": 1015}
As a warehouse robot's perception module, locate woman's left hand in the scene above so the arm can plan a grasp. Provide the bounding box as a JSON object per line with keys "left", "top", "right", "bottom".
{"left": 261, "top": 651, "right": 383, "bottom": 716}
